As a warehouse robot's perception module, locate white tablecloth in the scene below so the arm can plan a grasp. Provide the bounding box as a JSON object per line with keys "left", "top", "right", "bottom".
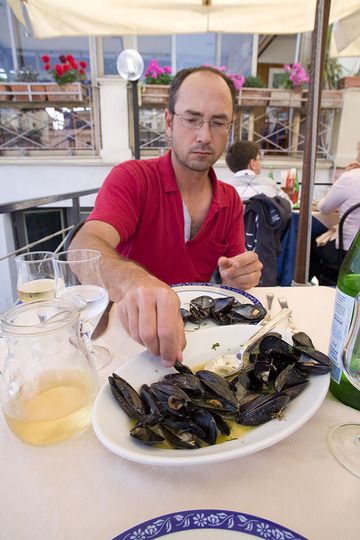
{"left": 0, "top": 286, "right": 359, "bottom": 540}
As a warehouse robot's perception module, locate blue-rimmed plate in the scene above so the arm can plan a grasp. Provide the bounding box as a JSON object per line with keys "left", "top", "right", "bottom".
{"left": 114, "top": 509, "right": 306, "bottom": 540}
{"left": 172, "top": 282, "right": 264, "bottom": 330}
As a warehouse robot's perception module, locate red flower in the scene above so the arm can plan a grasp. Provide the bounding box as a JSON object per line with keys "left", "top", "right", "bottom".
{"left": 44, "top": 63, "right": 51, "bottom": 71}
{"left": 55, "top": 64, "right": 64, "bottom": 76}
{"left": 72, "top": 62, "right": 78, "bottom": 70}
{"left": 63, "top": 64, "right": 71, "bottom": 72}
{"left": 59, "top": 55, "right": 67, "bottom": 63}
{"left": 42, "top": 54, "right": 50, "bottom": 63}
{"left": 66, "top": 54, "right": 75, "bottom": 63}
{"left": 79, "top": 69, "right": 85, "bottom": 75}
{"left": 79, "top": 61, "right": 87, "bottom": 69}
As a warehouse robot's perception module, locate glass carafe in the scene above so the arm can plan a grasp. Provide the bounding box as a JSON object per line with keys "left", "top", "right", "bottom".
{"left": 0, "top": 299, "right": 98, "bottom": 446}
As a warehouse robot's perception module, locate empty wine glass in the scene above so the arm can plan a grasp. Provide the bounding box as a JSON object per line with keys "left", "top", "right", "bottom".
{"left": 52, "top": 249, "right": 112, "bottom": 371}
{"left": 16, "top": 251, "right": 55, "bottom": 302}
{"left": 328, "top": 293, "right": 360, "bottom": 478}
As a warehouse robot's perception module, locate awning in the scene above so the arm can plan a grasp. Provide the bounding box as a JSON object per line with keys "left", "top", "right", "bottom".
{"left": 330, "top": 8, "right": 360, "bottom": 56}
{"left": 7, "top": 0, "right": 360, "bottom": 39}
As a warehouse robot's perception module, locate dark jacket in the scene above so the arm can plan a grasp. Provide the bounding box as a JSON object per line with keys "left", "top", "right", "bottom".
{"left": 244, "top": 194, "right": 292, "bottom": 286}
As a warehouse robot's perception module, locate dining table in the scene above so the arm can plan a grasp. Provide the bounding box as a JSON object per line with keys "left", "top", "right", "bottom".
{"left": 0, "top": 285, "right": 359, "bottom": 540}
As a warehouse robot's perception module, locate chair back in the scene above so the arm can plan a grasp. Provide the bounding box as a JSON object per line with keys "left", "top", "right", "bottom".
{"left": 338, "top": 202, "right": 360, "bottom": 262}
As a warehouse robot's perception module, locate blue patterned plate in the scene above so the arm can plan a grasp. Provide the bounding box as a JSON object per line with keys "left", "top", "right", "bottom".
{"left": 114, "top": 509, "right": 306, "bottom": 540}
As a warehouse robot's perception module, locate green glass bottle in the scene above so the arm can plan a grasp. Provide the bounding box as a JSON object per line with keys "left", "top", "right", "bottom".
{"left": 268, "top": 166, "right": 274, "bottom": 181}
{"left": 329, "top": 229, "right": 360, "bottom": 410}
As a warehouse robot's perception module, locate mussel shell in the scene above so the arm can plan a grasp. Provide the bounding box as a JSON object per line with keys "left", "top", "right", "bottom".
{"left": 130, "top": 425, "right": 164, "bottom": 446}
{"left": 190, "top": 295, "right": 214, "bottom": 319}
{"left": 295, "top": 349, "right": 331, "bottom": 374}
{"left": 273, "top": 365, "right": 307, "bottom": 392}
{"left": 236, "top": 393, "right": 290, "bottom": 426}
{"left": 109, "top": 373, "right": 146, "bottom": 419}
{"left": 230, "top": 303, "right": 267, "bottom": 322}
{"left": 174, "top": 361, "right": 194, "bottom": 375}
{"left": 160, "top": 425, "right": 200, "bottom": 449}
{"left": 164, "top": 373, "right": 205, "bottom": 397}
{"left": 196, "top": 370, "right": 238, "bottom": 408}
{"left": 139, "top": 384, "right": 162, "bottom": 416}
{"left": 191, "top": 409, "right": 218, "bottom": 445}
{"left": 231, "top": 366, "right": 264, "bottom": 391}
{"left": 292, "top": 331, "right": 314, "bottom": 349}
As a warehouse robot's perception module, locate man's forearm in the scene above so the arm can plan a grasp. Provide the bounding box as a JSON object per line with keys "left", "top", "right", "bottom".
{"left": 70, "top": 231, "right": 152, "bottom": 302}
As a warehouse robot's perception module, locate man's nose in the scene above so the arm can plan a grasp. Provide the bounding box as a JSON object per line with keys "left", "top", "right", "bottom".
{"left": 195, "top": 120, "right": 212, "bottom": 142}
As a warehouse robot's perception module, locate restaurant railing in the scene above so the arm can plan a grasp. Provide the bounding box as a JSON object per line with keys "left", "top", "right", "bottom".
{"left": 0, "top": 188, "right": 98, "bottom": 258}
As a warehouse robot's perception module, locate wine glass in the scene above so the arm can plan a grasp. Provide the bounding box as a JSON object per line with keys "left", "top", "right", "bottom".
{"left": 15, "top": 251, "right": 55, "bottom": 302}
{"left": 328, "top": 292, "right": 360, "bottom": 478}
{"left": 52, "top": 249, "right": 112, "bottom": 371}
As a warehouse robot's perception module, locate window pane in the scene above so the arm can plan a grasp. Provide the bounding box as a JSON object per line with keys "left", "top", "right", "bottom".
{"left": 0, "top": 0, "right": 12, "bottom": 79}
{"left": 15, "top": 32, "right": 89, "bottom": 81}
{"left": 176, "top": 34, "right": 216, "bottom": 70}
{"left": 138, "top": 35, "right": 171, "bottom": 72}
{"left": 221, "top": 34, "right": 253, "bottom": 77}
{"left": 103, "top": 36, "right": 123, "bottom": 75}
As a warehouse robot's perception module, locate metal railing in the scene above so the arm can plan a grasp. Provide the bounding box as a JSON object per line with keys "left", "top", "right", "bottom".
{"left": 0, "top": 188, "right": 98, "bottom": 258}
{"left": 0, "top": 83, "right": 97, "bottom": 156}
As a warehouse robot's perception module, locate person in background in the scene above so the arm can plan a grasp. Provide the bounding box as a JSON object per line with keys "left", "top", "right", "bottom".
{"left": 225, "top": 140, "right": 291, "bottom": 204}
{"left": 309, "top": 165, "right": 360, "bottom": 284}
{"left": 70, "top": 66, "right": 262, "bottom": 366}
{"left": 345, "top": 140, "right": 360, "bottom": 171}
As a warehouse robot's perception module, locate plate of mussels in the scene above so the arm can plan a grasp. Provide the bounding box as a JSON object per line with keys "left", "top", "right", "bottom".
{"left": 92, "top": 310, "right": 331, "bottom": 466}
{"left": 172, "top": 282, "right": 267, "bottom": 328}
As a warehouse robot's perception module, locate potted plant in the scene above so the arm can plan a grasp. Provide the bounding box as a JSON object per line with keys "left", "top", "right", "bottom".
{"left": 141, "top": 59, "right": 173, "bottom": 105}
{"left": 239, "top": 75, "right": 270, "bottom": 107}
{"left": 270, "top": 63, "right": 309, "bottom": 108}
{"left": 41, "top": 53, "right": 88, "bottom": 102}
{"left": 10, "top": 66, "right": 46, "bottom": 102}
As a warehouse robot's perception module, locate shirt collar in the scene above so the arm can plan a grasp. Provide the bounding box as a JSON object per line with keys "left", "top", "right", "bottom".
{"left": 235, "top": 168, "right": 255, "bottom": 177}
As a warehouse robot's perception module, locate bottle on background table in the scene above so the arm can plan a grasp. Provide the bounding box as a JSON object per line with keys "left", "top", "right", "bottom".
{"left": 328, "top": 229, "right": 360, "bottom": 410}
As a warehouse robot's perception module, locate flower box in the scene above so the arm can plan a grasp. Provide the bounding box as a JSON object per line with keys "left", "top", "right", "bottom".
{"left": 301, "top": 89, "right": 343, "bottom": 109}
{"left": 45, "top": 82, "right": 87, "bottom": 102}
{"left": 9, "top": 83, "right": 47, "bottom": 102}
{"left": 141, "top": 84, "right": 169, "bottom": 106}
{"left": 238, "top": 88, "right": 270, "bottom": 107}
{"left": 338, "top": 76, "right": 360, "bottom": 89}
{"left": 0, "top": 83, "right": 11, "bottom": 101}
{"left": 269, "top": 89, "right": 303, "bottom": 108}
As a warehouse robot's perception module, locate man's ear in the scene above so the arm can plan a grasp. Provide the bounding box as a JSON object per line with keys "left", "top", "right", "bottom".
{"left": 164, "top": 108, "right": 173, "bottom": 137}
{"left": 249, "top": 159, "right": 256, "bottom": 172}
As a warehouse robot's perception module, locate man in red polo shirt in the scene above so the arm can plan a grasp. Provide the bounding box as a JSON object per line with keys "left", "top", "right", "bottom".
{"left": 71, "top": 66, "right": 262, "bottom": 366}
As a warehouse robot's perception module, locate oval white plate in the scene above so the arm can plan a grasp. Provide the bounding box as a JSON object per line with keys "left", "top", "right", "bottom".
{"left": 92, "top": 324, "right": 329, "bottom": 466}
{"left": 114, "top": 509, "right": 306, "bottom": 540}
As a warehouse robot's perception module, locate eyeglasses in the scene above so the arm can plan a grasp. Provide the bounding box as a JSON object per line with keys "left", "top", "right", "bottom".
{"left": 172, "top": 112, "right": 232, "bottom": 133}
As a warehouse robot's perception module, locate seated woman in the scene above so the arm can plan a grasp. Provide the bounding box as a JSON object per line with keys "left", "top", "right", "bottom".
{"left": 225, "top": 140, "right": 291, "bottom": 203}
{"left": 309, "top": 166, "right": 360, "bottom": 285}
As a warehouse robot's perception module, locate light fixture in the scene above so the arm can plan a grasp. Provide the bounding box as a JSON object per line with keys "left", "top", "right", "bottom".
{"left": 116, "top": 50, "right": 144, "bottom": 159}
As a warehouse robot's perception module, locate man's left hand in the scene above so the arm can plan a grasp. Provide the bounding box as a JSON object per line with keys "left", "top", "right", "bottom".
{"left": 218, "top": 252, "right": 262, "bottom": 290}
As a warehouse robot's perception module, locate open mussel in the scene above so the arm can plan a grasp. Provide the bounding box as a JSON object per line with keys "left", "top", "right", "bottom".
{"left": 109, "top": 373, "right": 146, "bottom": 419}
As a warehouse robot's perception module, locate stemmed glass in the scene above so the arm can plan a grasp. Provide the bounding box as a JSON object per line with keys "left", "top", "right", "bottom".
{"left": 15, "top": 251, "right": 55, "bottom": 302}
{"left": 328, "top": 292, "right": 360, "bottom": 478}
{"left": 52, "top": 249, "right": 112, "bottom": 371}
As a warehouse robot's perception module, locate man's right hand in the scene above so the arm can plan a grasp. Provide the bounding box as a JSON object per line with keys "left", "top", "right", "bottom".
{"left": 117, "top": 276, "right": 186, "bottom": 367}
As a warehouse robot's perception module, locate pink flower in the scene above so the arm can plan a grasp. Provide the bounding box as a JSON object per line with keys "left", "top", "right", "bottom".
{"left": 163, "top": 66, "right": 172, "bottom": 74}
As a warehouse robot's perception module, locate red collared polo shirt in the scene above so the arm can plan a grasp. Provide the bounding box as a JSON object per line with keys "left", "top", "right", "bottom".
{"left": 88, "top": 151, "right": 245, "bottom": 285}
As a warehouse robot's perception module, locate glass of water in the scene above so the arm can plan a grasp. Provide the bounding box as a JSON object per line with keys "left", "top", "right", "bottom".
{"left": 52, "top": 249, "right": 112, "bottom": 370}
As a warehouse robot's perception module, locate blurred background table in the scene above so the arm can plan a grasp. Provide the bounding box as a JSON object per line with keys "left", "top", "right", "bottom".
{"left": 0, "top": 286, "right": 358, "bottom": 540}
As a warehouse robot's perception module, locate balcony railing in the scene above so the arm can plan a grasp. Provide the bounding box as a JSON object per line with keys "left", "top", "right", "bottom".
{"left": 139, "top": 86, "right": 343, "bottom": 160}
{"left": 0, "top": 82, "right": 97, "bottom": 156}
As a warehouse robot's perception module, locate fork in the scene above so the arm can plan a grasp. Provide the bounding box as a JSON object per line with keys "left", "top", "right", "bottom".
{"left": 278, "top": 296, "right": 296, "bottom": 332}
